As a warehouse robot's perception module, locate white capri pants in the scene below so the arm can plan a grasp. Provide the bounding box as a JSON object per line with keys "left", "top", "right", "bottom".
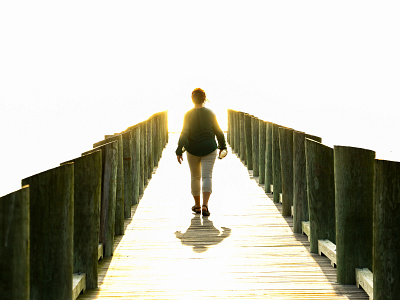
{"left": 186, "top": 150, "right": 217, "bottom": 196}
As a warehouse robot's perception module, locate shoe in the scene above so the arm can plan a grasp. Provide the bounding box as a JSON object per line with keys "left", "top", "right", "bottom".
{"left": 192, "top": 206, "right": 201, "bottom": 214}
{"left": 202, "top": 205, "right": 210, "bottom": 217}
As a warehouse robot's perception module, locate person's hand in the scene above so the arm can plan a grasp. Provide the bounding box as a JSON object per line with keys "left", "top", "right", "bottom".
{"left": 177, "top": 155, "right": 183, "bottom": 164}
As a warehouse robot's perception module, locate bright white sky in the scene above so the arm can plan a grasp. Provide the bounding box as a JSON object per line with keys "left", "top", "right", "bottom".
{"left": 1, "top": 1, "right": 399, "bottom": 196}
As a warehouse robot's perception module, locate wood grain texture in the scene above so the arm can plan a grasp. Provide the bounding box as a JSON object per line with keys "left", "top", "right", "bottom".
{"left": 22, "top": 164, "right": 74, "bottom": 300}
{"left": 239, "top": 112, "right": 246, "bottom": 163}
{"left": 244, "top": 114, "right": 253, "bottom": 169}
{"left": 62, "top": 151, "right": 102, "bottom": 290}
{"left": 271, "top": 123, "right": 282, "bottom": 203}
{"left": 264, "top": 121, "right": 273, "bottom": 194}
{"left": 258, "top": 119, "right": 266, "bottom": 185}
{"left": 305, "top": 139, "right": 335, "bottom": 253}
{"left": 279, "top": 127, "right": 294, "bottom": 216}
{"left": 374, "top": 159, "right": 400, "bottom": 299}
{"left": 0, "top": 187, "right": 30, "bottom": 300}
{"left": 251, "top": 116, "right": 259, "bottom": 177}
{"left": 293, "top": 131, "right": 308, "bottom": 234}
{"left": 93, "top": 135, "right": 125, "bottom": 236}
{"left": 334, "top": 146, "right": 375, "bottom": 284}
{"left": 78, "top": 134, "right": 368, "bottom": 300}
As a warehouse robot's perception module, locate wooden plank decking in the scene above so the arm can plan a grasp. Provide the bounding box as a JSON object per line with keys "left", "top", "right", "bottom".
{"left": 78, "top": 134, "right": 368, "bottom": 299}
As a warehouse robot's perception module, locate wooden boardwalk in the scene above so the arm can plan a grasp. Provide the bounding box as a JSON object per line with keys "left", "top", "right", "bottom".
{"left": 78, "top": 134, "right": 368, "bottom": 299}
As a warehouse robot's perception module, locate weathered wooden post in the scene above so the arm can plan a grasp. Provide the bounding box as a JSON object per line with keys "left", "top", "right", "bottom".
{"left": 22, "top": 164, "right": 74, "bottom": 300}
{"left": 94, "top": 135, "right": 124, "bottom": 236}
{"left": 122, "top": 131, "right": 133, "bottom": 218}
{"left": 244, "top": 114, "right": 253, "bottom": 169}
{"left": 152, "top": 114, "right": 159, "bottom": 167}
{"left": 271, "top": 123, "right": 282, "bottom": 203}
{"left": 140, "top": 122, "right": 146, "bottom": 193}
{"left": 374, "top": 159, "right": 400, "bottom": 299}
{"left": 61, "top": 151, "right": 102, "bottom": 290}
{"left": 147, "top": 117, "right": 153, "bottom": 180}
{"left": 293, "top": 132, "right": 323, "bottom": 234}
{"left": 258, "top": 119, "right": 266, "bottom": 185}
{"left": 233, "top": 111, "right": 238, "bottom": 153}
{"left": 83, "top": 141, "right": 118, "bottom": 258}
{"left": 0, "top": 187, "right": 30, "bottom": 300}
{"left": 227, "top": 109, "right": 231, "bottom": 145}
{"left": 239, "top": 112, "right": 246, "bottom": 162}
{"left": 234, "top": 111, "right": 240, "bottom": 154}
{"left": 142, "top": 120, "right": 149, "bottom": 188}
{"left": 334, "top": 146, "right": 375, "bottom": 284}
{"left": 251, "top": 116, "right": 259, "bottom": 177}
{"left": 293, "top": 131, "right": 307, "bottom": 233}
{"left": 132, "top": 125, "right": 141, "bottom": 205}
{"left": 305, "top": 139, "right": 335, "bottom": 253}
{"left": 165, "top": 110, "right": 169, "bottom": 144}
{"left": 265, "top": 122, "right": 273, "bottom": 194}
{"left": 279, "top": 127, "right": 294, "bottom": 216}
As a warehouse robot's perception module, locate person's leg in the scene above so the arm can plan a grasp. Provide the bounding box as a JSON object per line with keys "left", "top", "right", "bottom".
{"left": 201, "top": 150, "right": 217, "bottom": 214}
{"left": 186, "top": 152, "right": 201, "bottom": 211}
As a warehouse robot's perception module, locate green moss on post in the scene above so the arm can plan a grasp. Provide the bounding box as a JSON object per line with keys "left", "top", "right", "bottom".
{"left": 334, "top": 146, "right": 375, "bottom": 284}
{"left": 271, "top": 123, "right": 282, "bottom": 202}
{"left": 0, "top": 187, "right": 30, "bottom": 300}
{"left": 22, "top": 164, "right": 74, "bottom": 300}
{"left": 265, "top": 122, "right": 273, "bottom": 194}
{"left": 305, "top": 139, "right": 335, "bottom": 252}
{"left": 258, "top": 120, "right": 266, "bottom": 184}
{"left": 251, "top": 116, "right": 259, "bottom": 177}
{"left": 374, "top": 160, "right": 400, "bottom": 299}
{"left": 279, "top": 127, "right": 294, "bottom": 216}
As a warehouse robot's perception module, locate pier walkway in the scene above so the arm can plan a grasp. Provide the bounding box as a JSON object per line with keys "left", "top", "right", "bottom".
{"left": 78, "top": 134, "right": 368, "bottom": 299}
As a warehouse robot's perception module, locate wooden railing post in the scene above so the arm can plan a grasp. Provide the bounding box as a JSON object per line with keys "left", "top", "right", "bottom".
{"left": 61, "top": 151, "right": 102, "bottom": 290}
{"left": 83, "top": 141, "right": 118, "bottom": 258}
{"left": 279, "top": 127, "right": 294, "bottom": 216}
{"left": 132, "top": 125, "right": 141, "bottom": 205}
{"left": 264, "top": 122, "right": 273, "bottom": 194}
{"left": 233, "top": 111, "right": 238, "bottom": 154}
{"left": 147, "top": 118, "right": 153, "bottom": 180}
{"left": 271, "top": 123, "right": 282, "bottom": 203}
{"left": 239, "top": 112, "right": 246, "bottom": 162}
{"left": 334, "top": 146, "right": 375, "bottom": 284}
{"left": 244, "top": 114, "right": 253, "bottom": 169}
{"left": 305, "top": 139, "right": 335, "bottom": 252}
{"left": 227, "top": 109, "right": 231, "bottom": 146}
{"left": 374, "top": 159, "right": 400, "bottom": 299}
{"left": 22, "top": 164, "right": 74, "bottom": 299}
{"left": 293, "top": 132, "right": 322, "bottom": 234}
{"left": 251, "top": 116, "right": 259, "bottom": 177}
{"left": 94, "top": 135, "right": 125, "bottom": 236}
{"left": 258, "top": 119, "right": 266, "bottom": 185}
{"left": 122, "top": 131, "right": 133, "bottom": 218}
{"left": 0, "top": 187, "right": 30, "bottom": 300}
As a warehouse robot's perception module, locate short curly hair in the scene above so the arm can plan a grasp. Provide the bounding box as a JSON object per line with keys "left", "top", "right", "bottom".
{"left": 191, "top": 88, "right": 206, "bottom": 105}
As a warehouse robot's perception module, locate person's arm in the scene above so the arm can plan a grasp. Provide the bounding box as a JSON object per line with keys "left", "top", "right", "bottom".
{"left": 211, "top": 113, "right": 227, "bottom": 150}
{"left": 176, "top": 113, "right": 189, "bottom": 159}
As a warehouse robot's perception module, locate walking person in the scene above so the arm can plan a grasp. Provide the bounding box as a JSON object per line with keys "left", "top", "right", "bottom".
{"left": 176, "top": 88, "right": 227, "bottom": 216}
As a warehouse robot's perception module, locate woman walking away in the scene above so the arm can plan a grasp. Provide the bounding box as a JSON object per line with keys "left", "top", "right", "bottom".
{"left": 176, "top": 88, "right": 227, "bottom": 217}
